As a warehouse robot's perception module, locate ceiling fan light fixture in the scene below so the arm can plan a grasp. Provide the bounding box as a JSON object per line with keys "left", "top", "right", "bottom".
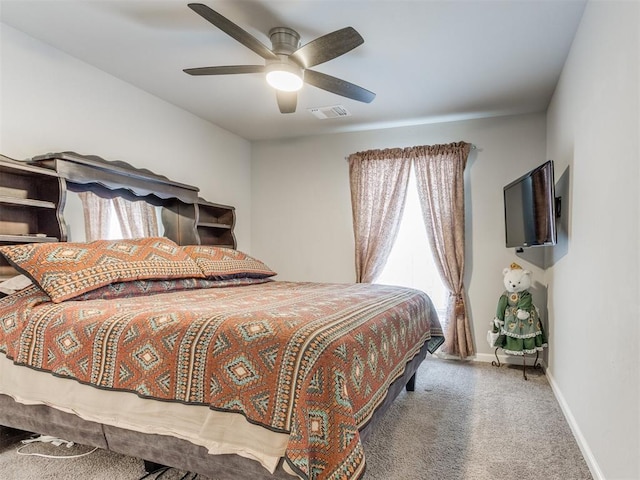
{"left": 265, "top": 62, "right": 303, "bottom": 92}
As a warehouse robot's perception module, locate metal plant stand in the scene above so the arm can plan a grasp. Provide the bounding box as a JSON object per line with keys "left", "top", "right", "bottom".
{"left": 492, "top": 347, "right": 541, "bottom": 380}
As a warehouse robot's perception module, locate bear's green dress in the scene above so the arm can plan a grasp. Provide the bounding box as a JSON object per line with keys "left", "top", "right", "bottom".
{"left": 492, "top": 290, "right": 547, "bottom": 355}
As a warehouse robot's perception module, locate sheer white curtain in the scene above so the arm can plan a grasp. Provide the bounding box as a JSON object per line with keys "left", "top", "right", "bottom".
{"left": 348, "top": 149, "right": 412, "bottom": 283}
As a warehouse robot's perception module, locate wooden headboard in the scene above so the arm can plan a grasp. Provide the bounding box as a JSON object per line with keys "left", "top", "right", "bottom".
{"left": 0, "top": 151, "right": 236, "bottom": 280}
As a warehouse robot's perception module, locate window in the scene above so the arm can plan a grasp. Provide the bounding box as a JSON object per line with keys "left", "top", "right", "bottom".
{"left": 106, "top": 202, "right": 125, "bottom": 240}
{"left": 375, "top": 167, "right": 447, "bottom": 317}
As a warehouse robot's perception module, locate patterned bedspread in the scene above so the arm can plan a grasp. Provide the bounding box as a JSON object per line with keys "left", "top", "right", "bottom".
{"left": 0, "top": 280, "right": 443, "bottom": 480}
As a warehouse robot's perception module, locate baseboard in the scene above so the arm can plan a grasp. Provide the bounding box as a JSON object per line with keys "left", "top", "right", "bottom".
{"left": 545, "top": 369, "right": 604, "bottom": 480}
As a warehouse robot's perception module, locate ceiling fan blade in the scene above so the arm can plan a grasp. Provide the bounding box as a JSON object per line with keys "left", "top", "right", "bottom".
{"left": 290, "top": 27, "right": 364, "bottom": 69}
{"left": 304, "top": 70, "right": 376, "bottom": 103}
{"left": 276, "top": 91, "right": 297, "bottom": 114}
{"left": 184, "top": 65, "right": 265, "bottom": 75}
{"left": 188, "top": 3, "right": 278, "bottom": 61}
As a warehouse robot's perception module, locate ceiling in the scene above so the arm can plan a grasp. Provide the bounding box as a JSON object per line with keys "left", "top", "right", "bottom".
{"left": 0, "top": 0, "right": 586, "bottom": 142}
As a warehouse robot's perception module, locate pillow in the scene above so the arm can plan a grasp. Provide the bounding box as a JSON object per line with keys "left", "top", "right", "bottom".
{"left": 182, "top": 245, "right": 276, "bottom": 280}
{"left": 76, "top": 277, "right": 273, "bottom": 302}
{"left": 0, "top": 237, "right": 204, "bottom": 303}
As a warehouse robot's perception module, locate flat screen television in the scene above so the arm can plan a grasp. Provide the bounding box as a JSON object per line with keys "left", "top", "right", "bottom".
{"left": 503, "top": 160, "right": 557, "bottom": 248}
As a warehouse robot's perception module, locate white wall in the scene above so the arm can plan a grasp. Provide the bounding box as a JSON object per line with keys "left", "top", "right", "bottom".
{"left": 545, "top": 2, "right": 639, "bottom": 479}
{"left": 251, "top": 113, "right": 548, "bottom": 360}
{"left": 0, "top": 24, "right": 252, "bottom": 250}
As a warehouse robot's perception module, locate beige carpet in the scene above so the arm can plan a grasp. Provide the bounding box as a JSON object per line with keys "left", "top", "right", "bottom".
{"left": 0, "top": 357, "right": 592, "bottom": 480}
{"left": 364, "top": 357, "right": 592, "bottom": 480}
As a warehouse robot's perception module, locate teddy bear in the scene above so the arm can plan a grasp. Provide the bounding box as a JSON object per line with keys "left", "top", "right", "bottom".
{"left": 487, "top": 263, "right": 547, "bottom": 355}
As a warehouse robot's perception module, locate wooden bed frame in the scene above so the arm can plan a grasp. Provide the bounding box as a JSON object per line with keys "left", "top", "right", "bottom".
{"left": 0, "top": 151, "right": 435, "bottom": 478}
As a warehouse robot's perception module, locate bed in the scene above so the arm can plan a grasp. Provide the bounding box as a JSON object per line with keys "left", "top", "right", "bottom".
{"left": 0, "top": 237, "right": 443, "bottom": 480}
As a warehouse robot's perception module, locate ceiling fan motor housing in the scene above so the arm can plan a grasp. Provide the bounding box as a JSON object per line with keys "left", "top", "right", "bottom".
{"left": 269, "top": 27, "right": 301, "bottom": 55}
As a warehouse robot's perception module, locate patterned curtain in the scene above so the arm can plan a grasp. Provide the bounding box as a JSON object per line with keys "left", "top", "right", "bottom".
{"left": 78, "top": 191, "right": 159, "bottom": 241}
{"left": 413, "top": 141, "right": 472, "bottom": 358}
{"left": 348, "top": 149, "right": 412, "bottom": 283}
{"left": 113, "top": 197, "right": 159, "bottom": 239}
{"left": 77, "top": 191, "right": 111, "bottom": 242}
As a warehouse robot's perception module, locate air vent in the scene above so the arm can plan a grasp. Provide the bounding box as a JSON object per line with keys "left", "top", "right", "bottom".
{"left": 307, "top": 105, "right": 351, "bottom": 119}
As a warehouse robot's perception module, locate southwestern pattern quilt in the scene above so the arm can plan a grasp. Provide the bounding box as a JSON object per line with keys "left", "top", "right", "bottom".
{"left": 0, "top": 280, "right": 443, "bottom": 480}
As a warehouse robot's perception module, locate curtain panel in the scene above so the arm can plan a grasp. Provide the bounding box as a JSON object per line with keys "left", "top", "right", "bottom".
{"left": 413, "top": 142, "right": 473, "bottom": 358}
{"left": 77, "top": 191, "right": 111, "bottom": 242}
{"left": 348, "top": 149, "right": 412, "bottom": 283}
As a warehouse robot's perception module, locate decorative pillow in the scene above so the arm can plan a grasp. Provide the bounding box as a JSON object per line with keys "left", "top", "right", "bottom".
{"left": 182, "top": 245, "right": 276, "bottom": 280}
{"left": 0, "top": 237, "right": 204, "bottom": 303}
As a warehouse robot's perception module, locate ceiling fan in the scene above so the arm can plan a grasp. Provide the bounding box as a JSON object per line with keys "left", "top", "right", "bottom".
{"left": 183, "top": 3, "right": 376, "bottom": 114}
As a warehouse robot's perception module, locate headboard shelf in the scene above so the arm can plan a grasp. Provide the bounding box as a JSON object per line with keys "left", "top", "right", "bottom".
{"left": 0, "top": 151, "right": 236, "bottom": 251}
{"left": 0, "top": 197, "right": 56, "bottom": 209}
{"left": 197, "top": 222, "right": 231, "bottom": 229}
{"left": 0, "top": 154, "right": 68, "bottom": 279}
{"left": 0, "top": 234, "right": 59, "bottom": 243}
{"left": 196, "top": 197, "right": 236, "bottom": 248}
